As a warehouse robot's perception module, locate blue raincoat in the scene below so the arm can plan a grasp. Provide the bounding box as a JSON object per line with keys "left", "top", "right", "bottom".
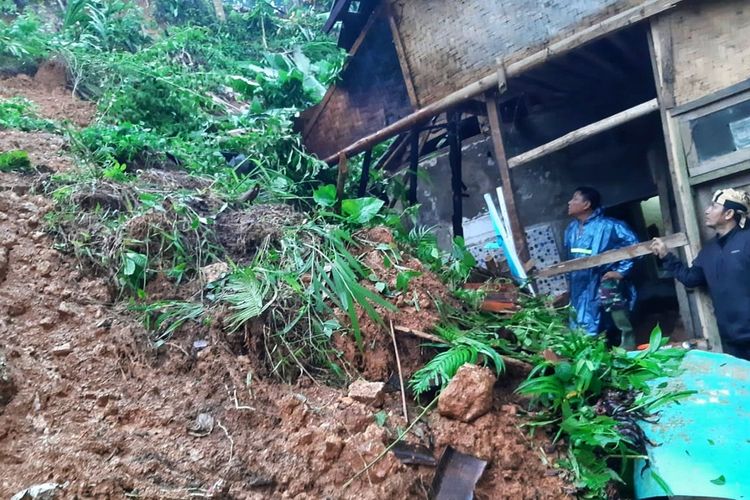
{"left": 563, "top": 208, "right": 639, "bottom": 334}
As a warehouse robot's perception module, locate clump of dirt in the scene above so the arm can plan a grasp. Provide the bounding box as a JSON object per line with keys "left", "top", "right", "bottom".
{"left": 333, "top": 226, "right": 458, "bottom": 381}
{"left": 429, "top": 375, "right": 573, "bottom": 499}
{"left": 0, "top": 60, "right": 96, "bottom": 127}
{"left": 215, "top": 203, "right": 306, "bottom": 261}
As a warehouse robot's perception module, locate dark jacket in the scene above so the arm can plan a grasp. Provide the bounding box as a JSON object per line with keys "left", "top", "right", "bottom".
{"left": 663, "top": 227, "right": 750, "bottom": 348}
{"left": 564, "top": 209, "right": 639, "bottom": 334}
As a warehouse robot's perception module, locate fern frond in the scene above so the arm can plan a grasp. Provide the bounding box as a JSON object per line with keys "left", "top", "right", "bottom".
{"left": 223, "top": 268, "right": 274, "bottom": 332}
{"left": 409, "top": 344, "right": 478, "bottom": 396}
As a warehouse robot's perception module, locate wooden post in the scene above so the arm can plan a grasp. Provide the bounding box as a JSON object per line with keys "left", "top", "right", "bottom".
{"left": 649, "top": 19, "right": 721, "bottom": 350}
{"left": 408, "top": 129, "right": 419, "bottom": 205}
{"left": 335, "top": 152, "right": 348, "bottom": 214}
{"left": 358, "top": 149, "right": 373, "bottom": 197}
{"left": 447, "top": 111, "right": 464, "bottom": 238}
{"left": 485, "top": 93, "right": 529, "bottom": 262}
{"left": 212, "top": 0, "right": 226, "bottom": 21}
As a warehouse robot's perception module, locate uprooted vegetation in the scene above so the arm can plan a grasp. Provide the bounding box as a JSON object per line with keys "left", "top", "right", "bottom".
{"left": 0, "top": 2, "right": 690, "bottom": 498}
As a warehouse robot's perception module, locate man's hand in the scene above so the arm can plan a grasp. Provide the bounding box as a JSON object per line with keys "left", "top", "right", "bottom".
{"left": 602, "top": 271, "right": 624, "bottom": 281}
{"left": 650, "top": 237, "right": 668, "bottom": 259}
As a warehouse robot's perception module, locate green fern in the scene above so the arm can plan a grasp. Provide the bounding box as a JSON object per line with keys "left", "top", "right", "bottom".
{"left": 136, "top": 300, "right": 205, "bottom": 347}
{"left": 410, "top": 344, "right": 478, "bottom": 396}
{"left": 223, "top": 268, "right": 274, "bottom": 332}
{"left": 409, "top": 335, "right": 505, "bottom": 396}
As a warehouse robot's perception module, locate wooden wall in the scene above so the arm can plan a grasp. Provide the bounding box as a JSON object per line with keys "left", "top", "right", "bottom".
{"left": 665, "top": 0, "right": 750, "bottom": 107}
{"left": 388, "top": 0, "right": 645, "bottom": 107}
{"left": 300, "top": 12, "right": 413, "bottom": 159}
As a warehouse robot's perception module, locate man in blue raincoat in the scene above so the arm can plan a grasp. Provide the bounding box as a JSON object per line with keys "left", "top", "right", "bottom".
{"left": 564, "top": 187, "right": 639, "bottom": 346}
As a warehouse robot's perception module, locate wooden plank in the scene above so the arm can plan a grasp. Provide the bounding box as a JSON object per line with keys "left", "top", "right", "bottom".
{"left": 689, "top": 159, "right": 750, "bottom": 187}
{"left": 485, "top": 93, "right": 529, "bottom": 261}
{"left": 357, "top": 149, "right": 373, "bottom": 197}
{"left": 672, "top": 77, "right": 750, "bottom": 117}
{"left": 335, "top": 152, "right": 348, "bottom": 213}
{"left": 385, "top": 1, "right": 419, "bottom": 108}
{"left": 323, "top": 0, "right": 352, "bottom": 33}
{"left": 408, "top": 128, "right": 419, "bottom": 205}
{"left": 649, "top": 19, "right": 721, "bottom": 350}
{"left": 507, "top": 99, "right": 659, "bottom": 168}
{"left": 303, "top": 4, "right": 382, "bottom": 139}
{"left": 536, "top": 233, "right": 688, "bottom": 279}
{"left": 448, "top": 111, "right": 463, "bottom": 238}
{"left": 323, "top": 0, "right": 685, "bottom": 164}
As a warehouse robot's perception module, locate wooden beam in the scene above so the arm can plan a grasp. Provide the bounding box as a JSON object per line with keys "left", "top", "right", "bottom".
{"left": 358, "top": 149, "right": 373, "bottom": 197}
{"left": 323, "top": 0, "right": 685, "bottom": 164}
{"left": 408, "top": 129, "right": 419, "bottom": 205}
{"left": 507, "top": 99, "right": 659, "bottom": 168}
{"left": 385, "top": 1, "right": 419, "bottom": 108}
{"left": 323, "top": 0, "right": 352, "bottom": 33}
{"left": 649, "top": 19, "right": 721, "bottom": 350}
{"left": 448, "top": 111, "right": 463, "bottom": 238}
{"left": 335, "top": 152, "right": 348, "bottom": 213}
{"left": 536, "top": 232, "right": 688, "bottom": 278}
{"left": 485, "top": 94, "right": 529, "bottom": 261}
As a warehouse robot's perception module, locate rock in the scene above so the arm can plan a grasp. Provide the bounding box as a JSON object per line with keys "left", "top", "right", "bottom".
{"left": 11, "top": 482, "right": 63, "bottom": 500}
{"left": 348, "top": 379, "right": 385, "bottom": 407}
{"left": 200, "top": 262, "right": 229, "bottom": 284}
{"left": 0, "top": 351, "right": 17, "bottom": 407}
{"left": 438, "top": 364, "right": 496, "bottom": 422}
{"left": 51, "top": 343, "right": 73, "bottom": 357}
{"left": 321, "top": 435, "right": 344, "bottom": 461}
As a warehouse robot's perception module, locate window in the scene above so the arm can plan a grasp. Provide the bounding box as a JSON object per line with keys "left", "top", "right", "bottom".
{"left": 674, "top": 83, "right": 750, "bottom": 178}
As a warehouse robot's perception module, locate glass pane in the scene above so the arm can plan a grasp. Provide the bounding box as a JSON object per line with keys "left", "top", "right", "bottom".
{"left": 690, "top": 98, "right": 750, "bottom": 162}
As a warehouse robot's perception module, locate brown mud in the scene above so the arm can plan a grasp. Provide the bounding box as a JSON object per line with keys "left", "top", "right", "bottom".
{"left": 0, "top": 70, "right": 572, "bottom": 499}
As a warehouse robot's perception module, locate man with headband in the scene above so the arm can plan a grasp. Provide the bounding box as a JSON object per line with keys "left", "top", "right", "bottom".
{"left": 651, "top": 188, "right": 750, "bottom": 360}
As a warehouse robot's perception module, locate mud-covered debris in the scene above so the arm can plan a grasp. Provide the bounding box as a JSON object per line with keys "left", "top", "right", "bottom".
{"left": 10, "top": 482, "right": 64, "bottom": 500}
{"left": 347, "top": 379, "right": 385, "bottom": 407}
{"left": 0, "top": 246, "right": 8, "bottom": 282}
{"left": 0, "top": 351, "right": 16, "bottom": 407}
{"left": 215, "top": 204, "right": 305, "bottom": 260}
{"left": 431, "top": 446, "right": 487, "bottom": 500}
{"left": 187, "top": 412, "right": 215, "bottom": 437}
{"left": 391, "top": 442, "right": 437, "bottom": 466}
{"left": 438, "top": 364, "right": 495, "bottom": 423}
{"left": 51, "top": 343, "right": 73, "bottom": 357}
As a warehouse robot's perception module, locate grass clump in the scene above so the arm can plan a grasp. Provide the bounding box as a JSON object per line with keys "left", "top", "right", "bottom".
{"left": 0, "top": 150, "right": 32, "bottom": 172}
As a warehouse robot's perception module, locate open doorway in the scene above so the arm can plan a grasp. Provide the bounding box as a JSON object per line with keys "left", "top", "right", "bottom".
{"left": 492, "top": 22, "right": 688, "bottom": 343}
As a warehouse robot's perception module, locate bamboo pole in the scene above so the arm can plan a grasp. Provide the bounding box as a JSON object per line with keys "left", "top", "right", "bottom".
{"left": 322, "top": 0, "right": 684, "bottom": 165}
{"left": 507, "top": 99, "right": 659, "bottom": 168}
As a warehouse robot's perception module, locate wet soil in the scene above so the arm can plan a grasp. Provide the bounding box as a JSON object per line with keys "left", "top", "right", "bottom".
{"left": 0, "top": 72, "right": 573, "bottom": 499}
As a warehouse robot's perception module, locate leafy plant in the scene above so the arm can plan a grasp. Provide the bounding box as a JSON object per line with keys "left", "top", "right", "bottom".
{"left": 410, "top": 325, "right": 505, "bottom": 396}
{"left": 0, "top": 150, "right": 32, "bottom": 172}
{"left": 138, "top": 300, "right": 205, "bottom": 347}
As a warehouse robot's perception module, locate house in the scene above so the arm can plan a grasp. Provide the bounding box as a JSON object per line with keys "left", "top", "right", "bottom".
{"left": 299, "top": 0, "right": 750, "bottom": 350}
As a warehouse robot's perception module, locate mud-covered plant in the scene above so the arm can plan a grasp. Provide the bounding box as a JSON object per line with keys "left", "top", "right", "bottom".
{"left": 138, "top": 300, "right": 205, "bottom": 347}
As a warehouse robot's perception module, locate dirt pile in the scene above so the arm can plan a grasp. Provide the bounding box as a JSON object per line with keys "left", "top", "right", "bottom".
{"left": 0, "top": 60, "right": 96, "bottom": 127}
{"left": 0, "top": 74, "right": 572, "bottom": 498}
